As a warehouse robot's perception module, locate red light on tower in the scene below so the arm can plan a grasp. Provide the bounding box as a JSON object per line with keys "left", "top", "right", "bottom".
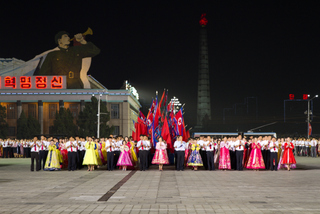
{"left": 303, "top": 94, "right": 309, "bottom": 100}
{"left": 199, "top": 13, "right": 208, "bottom": 26}
{"left": 289, "top": 94, "right": 294, "bottom": 100}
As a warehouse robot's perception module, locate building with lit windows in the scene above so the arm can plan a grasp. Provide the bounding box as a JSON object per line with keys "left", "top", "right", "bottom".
{"left": 0, "top": 69, "right": 141, "bottom": 137}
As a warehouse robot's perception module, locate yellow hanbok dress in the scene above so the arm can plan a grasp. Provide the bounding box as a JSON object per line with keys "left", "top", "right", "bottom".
{"left": 130, "top": 142, "right": 138, "bottom": 162}
{"left": 101, "top": 141, "right": 108, "bottom": 163}
{"left": 83, "top": 141, "right": 98, "bottom": 165}
{"left": 94, "top": 142, "right": 103, "bottom": 165}
{"left": 44, "top": 145, "right": 61, "bottom": 171}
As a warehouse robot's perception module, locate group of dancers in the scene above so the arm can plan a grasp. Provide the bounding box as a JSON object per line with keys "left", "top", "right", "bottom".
{"left": 0, "top": 134, "right": 316, "bottom": 171}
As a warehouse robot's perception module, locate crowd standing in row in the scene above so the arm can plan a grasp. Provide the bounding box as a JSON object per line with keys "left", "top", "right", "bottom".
{"left": 1, "top": 135, "right": 319, "bottom": 171}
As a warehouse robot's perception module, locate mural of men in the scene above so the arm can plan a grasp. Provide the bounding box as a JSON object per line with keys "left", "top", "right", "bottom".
{"left": 34, "top": 31, "right": 100, "bottom": 89}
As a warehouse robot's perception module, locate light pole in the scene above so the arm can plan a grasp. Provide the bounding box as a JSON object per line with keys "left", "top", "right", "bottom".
{"left": 92, "top": 93, "right": 103, "bottom": 139}
{"left": 307, "top": 95, "right": 318, "bottom": 139}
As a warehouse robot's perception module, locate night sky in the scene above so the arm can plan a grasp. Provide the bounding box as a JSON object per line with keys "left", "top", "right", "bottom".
{"left": 2, "top": 1, "right": 320, "bottom": 131}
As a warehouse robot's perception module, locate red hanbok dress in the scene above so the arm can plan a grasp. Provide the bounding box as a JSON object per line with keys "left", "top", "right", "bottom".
{"left": 60, "top": 143, "right": 68, "bottom": 169}
{"left": 280, "top": 142, "right": 296, "bottom": 164}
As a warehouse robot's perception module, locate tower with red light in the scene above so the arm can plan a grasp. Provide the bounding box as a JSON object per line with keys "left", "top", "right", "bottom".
{"left": 196, "top": 13, "right": 211, "bottom": 128}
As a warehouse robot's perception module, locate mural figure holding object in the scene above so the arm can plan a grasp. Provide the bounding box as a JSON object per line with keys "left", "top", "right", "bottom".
{"left": 34, "top": 28, "right": 100, "bottom": 89}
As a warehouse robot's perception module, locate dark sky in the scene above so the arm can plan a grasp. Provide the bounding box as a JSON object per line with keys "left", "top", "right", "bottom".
{"left": 2, "top": 1, "right": 320, "bottom": 129}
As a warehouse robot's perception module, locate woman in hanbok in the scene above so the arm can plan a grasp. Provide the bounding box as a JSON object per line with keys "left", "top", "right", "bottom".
{"left": 44, "top": 140, "right": 61, "bottom": 171}
{"left": 184, "top": 139, "right": 192, "bottom": 167}
{"left": 97, "top": 139, "right": 106, "bottom": 166}
{"left": 83, "top": 138, "right": 98, "bottom": 171}
{"left": 60, "top": 139, "right": 68, "bottom": 169}
{"left": 128, "top": 137, "right": 138, "bottom": 170}
{"left": 117, "top": 140, "right": 133, "bottom": 171}
{"left": 152, "top": 137, "right": 169, "bottom": 171}
{"left": 243, "top": 139, "right": 251, "bottom": 168}
{"left": 219, "top": 137, "right": 231, "bottom": 170}
{"left": 214, "top": 139, "right": 220, "bottom": 169}
{"left": 94, "top": 139, "right": 103, "bottom": 167}
{"left": 55, "top": 139, "right": 63, "bottom": 167}
{"left": 277, "top": 138, "right": 284, "bottom": 161}
{"left": 187, "top": 139, "right": 203, "bottom": 171}
{"left": 246, "top": 137, "right": 265, "bottom": 170}
{"left": 100, "top": 138, "right": 108, "bottom": 165}
{"left": 280, "top": 138, "right": 296, "bottom": 171}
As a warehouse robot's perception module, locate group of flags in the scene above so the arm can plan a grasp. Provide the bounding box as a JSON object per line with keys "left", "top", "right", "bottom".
{"left": 132, "top": 90, "right": 190, "bottom": 153}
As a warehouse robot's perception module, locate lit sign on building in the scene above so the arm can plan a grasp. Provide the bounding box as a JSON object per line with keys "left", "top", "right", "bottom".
{"left": 125, "top": 80, "right": 139, "bottom": 100}
{"left": 0, "top": 76, "right": 66, "bottom": 89}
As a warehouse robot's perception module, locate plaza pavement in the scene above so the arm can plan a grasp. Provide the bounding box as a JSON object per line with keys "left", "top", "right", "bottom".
{"left": 0, "top": 156, "right": 320, "bottom": 214}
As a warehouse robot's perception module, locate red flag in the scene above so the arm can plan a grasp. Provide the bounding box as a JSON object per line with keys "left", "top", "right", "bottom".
{"left": 150, "top": 99, "right": 156, "bottom": 113}
{"left": 159, "top": 90, "right": 165, "bottom": 108}
{"left": 167, "top": 101, "right": 172, "bottom": 113}
{"left": 153, "top": 105, "right": 161, "bottom": 129}
{"left": 132, "top": 120, "right": 141, "bottom": 141}
{"left": 182, "top": 120, "right": 187, "bottom": 142}
{"left": 174, "top": 109, "right": 183, "bottom": 136}
{"left": 186, "top": 130, "right": 190, "bottom": 140}
{"left": 138, "top": 117, "right": 148, "bottom": 136}
{"left": 139, "top": 110, "right": 146, "bottom": 121}
{"left": 161, "top": 117, "right": 173, "bottom": 153}
{"left": 309, "top": 123, "right": 312, "bottom": 136}
{"left": 132, "top": 130, "right": 136, "bottom": 139}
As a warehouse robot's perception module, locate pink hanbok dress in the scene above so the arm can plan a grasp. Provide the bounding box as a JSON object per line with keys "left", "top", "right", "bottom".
{"left": 152, "top": 142, "right": 169, "bottom": 164}
{"left": 246, "top": 142, "right": 265, "bottom": 169}
{"left": 219, "top": 141, "right": 231, "bottom": 170}
{"left": 117, "top": 145, "right": 133, "bottom": 166}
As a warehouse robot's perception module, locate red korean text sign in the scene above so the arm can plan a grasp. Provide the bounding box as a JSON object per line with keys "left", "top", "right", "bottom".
{"left": 0, "top": 76, "right": 66, "bottom": 89}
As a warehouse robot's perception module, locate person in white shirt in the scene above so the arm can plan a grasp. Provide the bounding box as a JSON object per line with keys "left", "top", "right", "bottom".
{"left": 66, "top": 137, "right": 78, "bottom": 171}
{"left": 204, "top": 136, "right": 215, "bottom": 170}
{"left": 310, "top": 138, "right": 317, "bottom": 158}
{"left": 269, "top": 137, "right": 278, "bottom": 171}
{"left": 30, "top": 137, "right": 40, "bottom": 171}
{"left": 78, "top": 138, "right": 86, "bottom": 169}
{"left": 198, "top": 136, "right": 208, "bottom": 170}
{"left": 39, "top": 136, "right": 48, "bottom": 170}
{"left": 137, "top": 135, "right": 148, "bottom": 171}
{"left": 304, "top": 139, "right": 309, "bottom": 157}
{"left": 143, "top": 136, "right": 152, "bottom": 170}
{"left": 174, "top": 135, "right": 186, "bottom": 171}
{"left": 106, "top": 136, "right": 115, "bottom": 171}
{"left": 113, "top": 136, "right": 122, "bottom": 169}
{"left": 2, "top": 139, "right": 9, "bottom": 158}
{"left": 235, "top": 135, "right": 244, "bottom": 171}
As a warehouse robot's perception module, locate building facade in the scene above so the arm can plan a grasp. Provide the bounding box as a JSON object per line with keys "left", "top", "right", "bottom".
{"left": 0, "top": 87, "right": 140, "bottom": 138}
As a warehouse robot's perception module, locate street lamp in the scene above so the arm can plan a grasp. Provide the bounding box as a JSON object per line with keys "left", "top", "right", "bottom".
{"left": 307, "top": 95, "right": 318, "bottom": 139}
{"left": 92, "top": 93, "right": 103, "bottom": 139}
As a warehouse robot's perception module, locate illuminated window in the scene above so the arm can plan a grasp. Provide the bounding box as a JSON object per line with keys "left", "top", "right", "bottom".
{"left": 28, "top": 104, "right": 36, "bottom": 118}
{"left": 111, "top": 104, "right": 119, "bottom": 119}
{"left": 49, "top": 104, "right": 57, "bottom": 119}
{"left": 113, "top": 126, "right": 119, "bottom": 136}
{"left": 7, "top": 104, "right": 16, "bottom": 119}
{"left": 70, "top": 104, "right": 79, "bottom": 118}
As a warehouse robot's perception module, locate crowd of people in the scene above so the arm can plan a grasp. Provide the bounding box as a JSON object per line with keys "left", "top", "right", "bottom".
{"left": 0, "top": 135, "right": 319, "bottom": 172}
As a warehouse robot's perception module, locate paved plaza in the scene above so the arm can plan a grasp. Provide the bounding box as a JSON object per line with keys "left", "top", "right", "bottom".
{"left": 0, "top": 157, "right": 320, "bottom": 214}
